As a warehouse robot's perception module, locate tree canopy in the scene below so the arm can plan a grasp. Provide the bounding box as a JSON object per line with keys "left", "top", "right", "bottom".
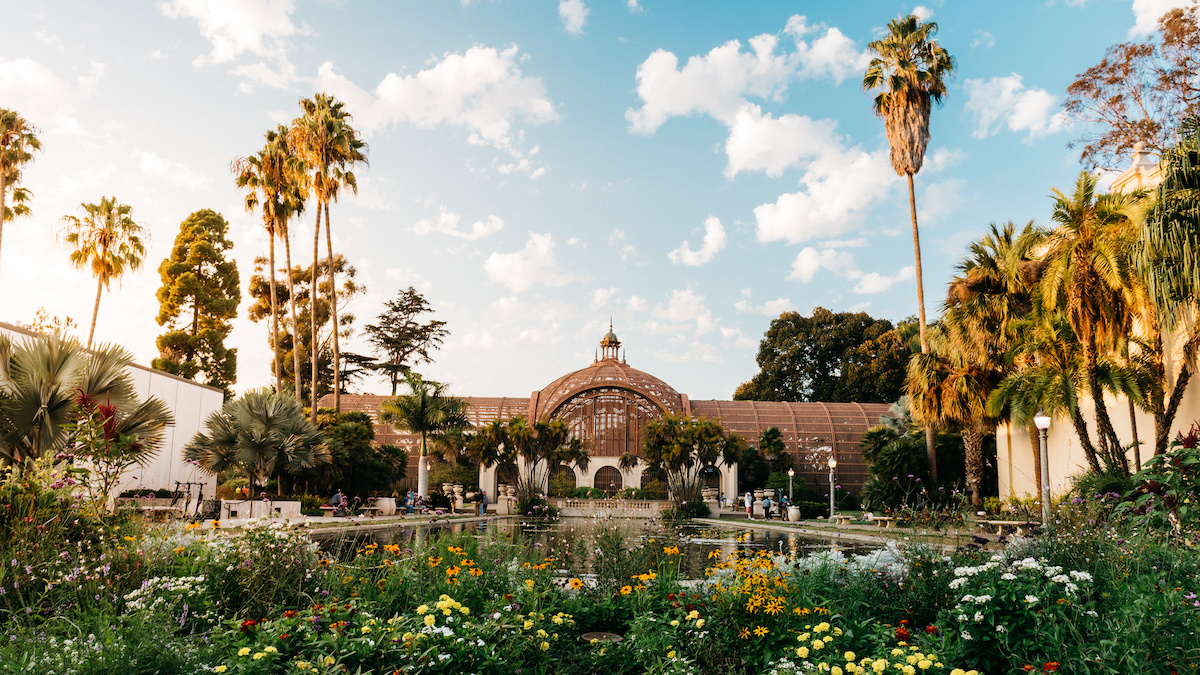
{"left": 153, "top": 209, "right": 241, "bottom": 397}
{"left": 363, "top": 287, "right": 448, "bottom": 396}
{"left": 734, "top": 308, "right": 911, "bottom": 403}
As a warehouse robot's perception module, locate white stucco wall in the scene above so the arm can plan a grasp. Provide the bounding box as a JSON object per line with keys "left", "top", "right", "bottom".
{"left": 0, "top": 322, "right": 224, "bottom": 500}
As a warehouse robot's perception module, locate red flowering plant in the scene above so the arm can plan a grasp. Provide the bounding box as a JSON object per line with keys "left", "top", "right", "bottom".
{"left": 68, "top": 390, "right": 167, "bottom": 512}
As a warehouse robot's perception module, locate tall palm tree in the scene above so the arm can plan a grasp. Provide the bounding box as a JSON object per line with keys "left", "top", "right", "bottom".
{"left": 863, "top": 14, "right": 955, "bottom": 479}
{"left": 290, "top": 94, "right": 367, "bottom": 419}
{"left": 184, "top": 388, "right": 329, "bottom": 492}
{"left": 380, "top": 373, "right": 468, "bottom": 498}
{"left": 0, "top": 109, "right": 41, "bottom": 287}
{"left": 60, "top": 197, "right": 146, "bottom": 349}
{"left": 234, "top": 126, "right": 307, "bottom": 398}
{"left": 0, "top": 334, "right": 172, "bottom": 470}
{"left": 1041, "top": 171, "right": 1141, "bottom": 474}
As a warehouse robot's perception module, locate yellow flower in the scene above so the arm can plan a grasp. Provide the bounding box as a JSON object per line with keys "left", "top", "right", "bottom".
{"left": 416, "top": 605, "right": 429, "bottom": 614}
{"left": 469, "top": 567, "right": 483, "bottom": 576}
{"left": 667, "top": 650, "right": 677, "bottom": 658}
{"left": 525, "top": 579, "right": 535, "bottom": 589}
{"left": 428, "top": 556, "right": 442, "bottom": 567}
{"left": 237, "top": 648, "right": 251, "bottom": 657}
{"left": 753, "top": 626, "right": 769, "bottom": 637}
{"left": 845, "top": 651, "right": 856, "bottom": 662}
{"left": 524, "top": 620, "right": 535, "bottom": 630}
{"left": 891, "top": 648, "right": 905, "bottom": 657}
{"left": 264, "top": 646, "right": 278, "bottom": 654}
{"left": 814, "top": 621, "right": 831, "bottom": 633}
{"left": 796, "top": 646, "right": 810, "bottom": 659}
{"left": 831, "top": 667, "right": 844, "bottom": 675}
{"left": 569, "top": 578, "right": 583, "bottom": 589}
{"left": 446, "top": 566, "right": 460, "bottom": 577}
{"left": 663, "top": 546, "right": 680, "bottom": 555}
{"left": 685, "top": 610, "right": 699, "bottom": 620}
{"left": 738, "top": 627, "right": 751, "bottom": 639}
{"left": 902, "top": 667, "right": 915, "bottom": 675}
{"left": 950, "top": 670, "right": 966, "bottom": 675}
{"left": 213, "top": 667, "right": 227, "bottom": 673}
{"left": 252, "top": 653, "right": 265, "bottom": 660}
{"left": 695, "top": 619, "right": 705, "bottom": 629}
{"left": 460, "top": 606, "right": 470, "bottom": 615}
{"left": 634, "top": 584, "right": 647, "bottom": 592}
{"left": 424, "top": 614, "right": 436, "bottom": 627}
{"left": 670, "top": 620, "right": 680, "bottom": 627}
{"left": 812, "top": 638, "right": 825, "bottom": 650}
{"left": 540, "top": 641, "right": 550, "bottom": 651}
{"left": 361, "top": 626, "right": 371, "bottom": 634}
{"left": 798, "top": 633, "right": 811, "bottom": 642}
{"left": 918, "top": 660, "right": 932, "bottom": 670}
{"left": 872, "top": 662, "right": 887, "bottom": 674}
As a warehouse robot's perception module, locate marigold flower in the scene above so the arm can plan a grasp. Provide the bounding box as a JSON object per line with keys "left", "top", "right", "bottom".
{"left": 569, "top": 578, "right": 583, "bottom": 589}
{"left": 1043, "top": 663, "right": 1060, "bottom": 672}
{"left": 213, "top": 667, "right": 227, "bottom": 673}
{"left": 424, "top": 614, "right": 436, "bottom": 627}
{"left": 796, "top": 646, "right": 809, "bottom": 658}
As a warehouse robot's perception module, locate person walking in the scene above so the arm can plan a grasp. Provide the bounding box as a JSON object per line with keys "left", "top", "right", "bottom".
{"left": 745, "top": 491, "right": 753, "bottom": 520}
{"left": 763, "top": 494, "right": 773, "bottom": 521}
{"left": 479, "top": 489, "right": 488, "bottom": 517}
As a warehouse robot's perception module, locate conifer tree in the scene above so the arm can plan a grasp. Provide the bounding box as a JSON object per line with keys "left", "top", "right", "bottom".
{"left": 153, "top": 209, "right": 240, "bottom": 396}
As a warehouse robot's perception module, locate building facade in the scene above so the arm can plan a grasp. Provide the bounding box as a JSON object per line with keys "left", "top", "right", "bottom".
{"left": 330, "top": 328, "right": 892, "bottom": 499}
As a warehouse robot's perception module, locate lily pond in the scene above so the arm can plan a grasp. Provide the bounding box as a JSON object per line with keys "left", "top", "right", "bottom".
{"left": 314, "top": 516, "right": 882, "bottom": 578}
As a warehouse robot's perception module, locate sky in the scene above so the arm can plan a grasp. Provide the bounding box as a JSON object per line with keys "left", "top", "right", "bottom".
{"left": 0, "top": 0, "right": 1189, "bottom": 402}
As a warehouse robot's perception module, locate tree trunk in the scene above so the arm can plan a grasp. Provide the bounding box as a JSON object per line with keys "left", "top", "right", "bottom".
{"left": 88, "top": 276, "right": 103, "bottom": 350}
{"left": 962, "top": 420, "right": 985, "bottom": 507}
{"left": 283, "top": 228, "right": 302, "bottom": 402}
{"left": 1083, "top": 338, "right": 1127, "bottom": 473}
{"left": 1070, "top": 407, "right": 1103, "bottom": 474}
{"left": 311, "top": 205, "right": 321, "bottom": 422}
{"left": 267, "top": 219, "right": 281, "bottom": 393}
{"left": 906, "top": 173, "right": 938, "bottom": 481}
{"left": 1027, "top": 424, "right": 1042, "bottom": 503}
{"left": 324, "top": 201, "right": 340, "bottom": 413}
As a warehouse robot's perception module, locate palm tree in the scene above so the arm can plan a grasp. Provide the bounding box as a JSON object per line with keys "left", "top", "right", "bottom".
{"left": 380, "top": 373, "right": 468, "bottom": 498}
{"left": 1041, "top": 172, "right": 1141, "bottom": 474}
{"left": 621, "top": 414, "right": 744, "bottom": 509}
{"left": 234, "top": 126, "right": 307, "bottom": 397}
{"left": 0, "top": 334, "right": 172, "bottom": 471}
{"left": 184, "top": 388, "right": 328, "bottom": 492}
{"left": 60, "top": 197, "right": 146, "bottom": 350}
{"left": 0, "top": 109, "right": 41, "bottom": 286}
{"left": 290, "top": 93, "right": 368, "bottom": 419}
{"left": 863, "top": 14, "right": 955, "bottom": 480}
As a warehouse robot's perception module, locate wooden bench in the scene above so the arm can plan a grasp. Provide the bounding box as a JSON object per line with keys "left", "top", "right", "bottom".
{"left": 981, "top": 519, "right": 1034, "bottom": 536}
{"left": 873, "top": 516, "right": 898, "bottom": 529}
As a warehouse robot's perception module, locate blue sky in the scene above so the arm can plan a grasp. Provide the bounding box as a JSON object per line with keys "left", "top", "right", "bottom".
{"left": 0, "top": 0, "right": 1186, "bottom": 400}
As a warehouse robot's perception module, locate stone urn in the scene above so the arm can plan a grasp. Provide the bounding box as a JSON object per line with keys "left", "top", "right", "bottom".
{"left": 787, "top": 505, "right": 801, "bottom": 522}
{"left": 507, "top": 485, "right": 517, "bottom": 498}
{"left": 442, "top": 483, "right": 453, "bottom": 495}
{"left": 763, "top": 489, "right": 775, "bottom": 500}
{"left": 753, "top": 489, "right": 764, "bottom": 500}
{"left": 453, "top": 484, "right": 464, "bottom": 497}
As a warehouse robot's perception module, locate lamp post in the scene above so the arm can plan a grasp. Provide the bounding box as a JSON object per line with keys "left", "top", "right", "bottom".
{"left": 788, "top": 468, "right": 794, "bottom": 501}
{"left": 827, "top": 456, "right": 837, "bottom": 519}
{"left": 1034, "top": 409, "right": 1051, "bottom": 525}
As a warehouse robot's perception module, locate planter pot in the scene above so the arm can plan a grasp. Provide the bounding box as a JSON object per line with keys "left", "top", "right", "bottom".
{"left": 753, "top": 490, "right": 764, "bottom": 500}
{"left": 453, "top": 485, "right": 464, "bottom": 496}
{"left": 763, "top": 489, "right": 774, "bottom": 500}
{"left": 787, "top": 506, "right": 801, "bottom": 522}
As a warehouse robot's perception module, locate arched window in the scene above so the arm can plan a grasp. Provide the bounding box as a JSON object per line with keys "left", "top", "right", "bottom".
{"left": 700, "top": 466, "right": 721, "bottom": 489}
{"left": 593, "top": 466, "right": 623, "bottom": 496}
{"left": 551, "top": 387, "right": 665, "bottom": 458}
{"left": 548, "top": 466, "right": 577, "bottom": 497}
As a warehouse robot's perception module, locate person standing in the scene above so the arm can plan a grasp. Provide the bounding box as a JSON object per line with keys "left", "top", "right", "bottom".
{"left": 745, "top": 491, "right": 753, "bottom": 519}
{"left": 763, "top": 494, "right": 773, "bottom": 521}
{"left": 479, "top": 489, "right": 488, "bottom": 517}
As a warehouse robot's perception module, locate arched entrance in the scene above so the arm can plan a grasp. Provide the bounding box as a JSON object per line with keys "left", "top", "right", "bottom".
{"left": 594, "top": 466, "right": 623, "bottom": 496}
{"left": 548, "top": 466, "right": 577, "bottom": 497}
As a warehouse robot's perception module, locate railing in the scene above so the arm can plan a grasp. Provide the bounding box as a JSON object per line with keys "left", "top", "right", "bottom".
{"left": 554, "top": 499, "right": 670, "bottom": 517}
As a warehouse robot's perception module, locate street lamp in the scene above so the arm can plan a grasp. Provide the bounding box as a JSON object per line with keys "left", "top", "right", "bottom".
{"left": 788, "top": 468, "right": 795, "bottom": 501}
{"left": 1034, "top": 409, "right": 1052, "bottom": 525}
{"left": 827, "top": 456, "right": 837, "bottom": 519}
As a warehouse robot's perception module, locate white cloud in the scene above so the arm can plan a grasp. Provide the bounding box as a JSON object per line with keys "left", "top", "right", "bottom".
{"left": 484, "top": 232, "right": 587, "bottom": 292}
{"left": 924, "top": 147, "right": 967, "bottom": 173}
{"left": 591, "top": 287, "right": 617, "bottom": 307}
{"left": 971, "top": 30, "right": 996, "bottom": 49}
{"left": 719, "top": 326, "right": 758, "bottom": 351}
{"left": 788, "top": 247, "right": 856, "bottom": 283}
{"left": 160, "top": 0, "right": 306, "bottom": 65}
{"left": 1129, "top": 0, "right": 1191, "bottom": 36}
{"left": 918, "top": 179, "right": 966, "bottom": 223}
{"left": 651, "top": 288, "right": 717, "bottom": 335}
{"left": 724, "top": 105, "right": 841, "bottom": 178}
{"left": 137, "top": 152, "right": 212, "bottom": 191}
{"left": 627, "top": 295, "right": 648, "bottom": 312}
{"left": 964, "top": 74, "right": 1069, "bottom": 140}
{"left": 734, "top": 295, "right": 794, "bottom": 316}
{"left": 314, "top": 45, "right": 559, "bottom": 159}
{"left": 0, "top": 58, "right": 102, "bottom": 135}
{"left": 754, "top": 147, "right": 899, "bottom": 245}
{"left": 853, "top": 266, "right": 915, "bottom": 294}
{"left": 34, "top": 31, "right": 58, "bottom": 45}
{"left": 912, "top": 5, "right": 934, "bottom": 20}
{"left": 668, "top": 216, "right": 726, "bottom": 266}
{"left": 558, "top": 0, "right": 589, "bottom": 37}
{"left": 461, "top": 331, "right": 497, "bottom": 351}
{"left": 782, "top": 15, "right": 872, "bottom": 83}
{"left": 413, "top": 208, "right": 504, "bottom": 240}
{"left": 609, "top": 229, "right": 636, "bottom": 262}
{"left": 627, "top": 0, "right": 644, "bottom": 13}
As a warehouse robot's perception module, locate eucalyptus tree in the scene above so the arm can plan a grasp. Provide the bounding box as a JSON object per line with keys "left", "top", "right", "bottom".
{"left": 0, "top": 335, "right": 171, "bottom": 471}
{"left": 0, "top": 109, "right": 41, "bottom": 286}
{"left": 234, "top": 125, "right": 307, "bottom": 397}
{"left": 60, "top": 196, "right": 146, "bottom": 349}
{"left": 290, "top": 94, "right": 367, "bottom": 417}
{"left": 184, "top": 388, "right": 328, "bottom": 493}
{"left": 380, "top": 373, "right": 468, "bottom": 498}
{"left": 1040, "top": 172, "right": 1142, "bottom": 474}
{"left": 862, "top": 14, "right": 956, "bottom": 479}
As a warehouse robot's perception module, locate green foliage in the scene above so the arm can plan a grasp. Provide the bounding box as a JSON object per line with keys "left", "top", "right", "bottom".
{"left": 734, "top": 308, "right": 910, "bottom": 403}
{"left": 858, "top": 423, "right": 965, "bottom": 511}
{"left": 568, "top": 486, "right": 606, "bottom": 499}
{"left": 427, "top": 461, "right": 478, "bottom": 491}
{"left": 632, "top": 414, "right": 743, "bottom": 509}
{"left": 291, "top": 411, "right": 406, "bottom": 498}
{"left": 362, "top": 287, "right": 449, "bottom": 396}
{"left": 153, "top": 209, "right": 241, "bottom": 396}
{"left": 736, "top": 446, "right": 770, "bottom": 493}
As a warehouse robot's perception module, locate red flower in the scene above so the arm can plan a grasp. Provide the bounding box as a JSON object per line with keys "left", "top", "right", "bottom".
{"left": 667, "top": 593, "right": 676, "bottom": 600}
{"left": 1023, "top": 666, "right": 1036, "bottom": 672}
{"left": 283, "top": 610, "right": 297, "bottom": 619}
{"left": 239, "top": 619, "right": 259, "bottom": 633}
{"left": 895, "top": 626, "right": 911, "bottom": 641}
{"left": 925, "top": 625, "right": 939, "bottom": 635}
{"left": 504, "top": 594, "right": 513, "bottom": 600}
{"left": 1043, "top": 664, "right": 1060, "bottom": 673}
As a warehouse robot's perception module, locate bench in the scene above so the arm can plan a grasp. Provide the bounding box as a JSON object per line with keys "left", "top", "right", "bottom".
{"left": 981, "top": 519, "right": 1034, "bottom": 536}
{"left": 834, "top": 515, "right": 854, "bottom": 526}
{"left": 319, "top": 506, "right": 342, "bottom": 518}
{"left": 873, "top": 517, "right": 898, "bottom": 529}
{"left": 357, "top": 506, "right": 384, "bottom": 516}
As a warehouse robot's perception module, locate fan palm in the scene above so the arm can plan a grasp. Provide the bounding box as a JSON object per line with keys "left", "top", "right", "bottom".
{"left": 60, "top": 196, "right": 146, "bottom": 349}
{"left": 183, "top": 388, "right": 328, "bottom": 491}
{"left": 234, "top": 126, "right": 307, "bottom": 397}
{"left": 863, "top": 14, "right": 955, "bottom": 479}
{"left": 622, "top": 414, "right": 744, "bottom": 508}
{"left": 380, "top": 373, "right": 468, "bottom": 498}
{"left": 0, "top": 109, "right": 41, "bottom": 286}
{"left": 0, "top": 334, "right": 172, "bottom": 470}
{"left": 1041, "top": 171, "right": 1141, "bottom": 473}
{"left": 290, "top": 94, "right": 367, "bottom": 418}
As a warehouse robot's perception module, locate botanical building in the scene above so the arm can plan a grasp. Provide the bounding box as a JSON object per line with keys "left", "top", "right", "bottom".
{"left": 330, "top": 328, "right": 891, "bottom": 499}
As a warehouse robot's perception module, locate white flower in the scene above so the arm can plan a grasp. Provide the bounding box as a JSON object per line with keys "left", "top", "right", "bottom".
{"left": 961, "top": 594, "right": 975, "bottom": 603}
{"left": 961, "top": 631, "right": 973, "bottom": 641}
{"left": 1001, "top": 573, "right": 1017, "bottom": 580}
{"left": 1085, "top": 610, "right": 1098, "bottom": 618}
{"left": 957, "top": 614, "right": 967, "bottom": 622}
{"left": 973, "top": 612, "right": 984, "bottom": 623}
{"left": 995, "top": 625, "right": 1007, "bottom": 633}
{"left": 1024, "top": 595, "right": 1039, "bottom": 604}
{"left": 1051, "top": 574, "right": 1071, "bottom": 584}
{"left": 1070, "top": 570, "right": 1093, "bottom": 582}
{"left": 973, "top": 595, "right": 992, "bottom": 604}
{"left": 949, "top": 578, "right": 967, "bottom": 590}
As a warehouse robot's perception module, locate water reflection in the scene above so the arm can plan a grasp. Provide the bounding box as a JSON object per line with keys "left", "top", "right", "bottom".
{"left": 313, "top": 517, "right": 878, "bottom": 578}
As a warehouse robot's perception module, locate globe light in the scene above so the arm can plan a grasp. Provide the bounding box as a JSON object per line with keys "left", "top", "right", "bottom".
{"left": 1034, "top": 409, "right": 1051, "bottom": 430}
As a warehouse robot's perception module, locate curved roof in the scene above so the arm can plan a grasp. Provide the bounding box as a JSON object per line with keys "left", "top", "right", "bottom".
{"left": 536, "top": 359, "right": 685, "bottom": 419}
